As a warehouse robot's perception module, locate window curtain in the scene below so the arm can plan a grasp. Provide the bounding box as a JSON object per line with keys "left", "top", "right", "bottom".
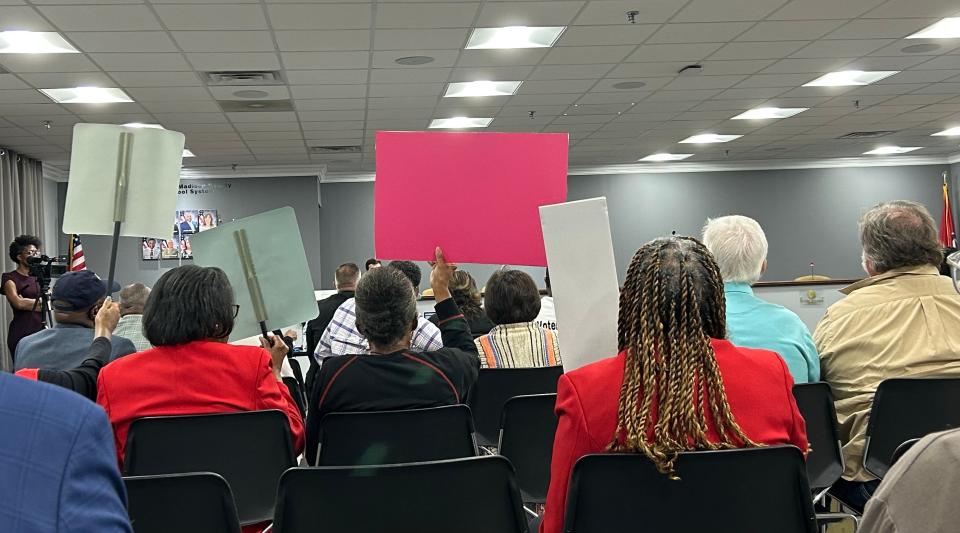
{"left": 0, "top": 150, "right": 45, "bottom": 372}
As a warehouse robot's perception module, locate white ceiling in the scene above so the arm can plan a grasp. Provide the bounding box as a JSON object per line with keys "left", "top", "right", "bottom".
{"left": 4, "top": 0, "right": 960, "bottom": 179}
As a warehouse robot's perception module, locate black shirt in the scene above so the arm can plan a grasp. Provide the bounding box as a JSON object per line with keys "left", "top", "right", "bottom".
{"left": 305, "top": 297, "right": 479, "bottom": 465}
{"left": 304, "top": 290, "right": 354, "bottom": 395}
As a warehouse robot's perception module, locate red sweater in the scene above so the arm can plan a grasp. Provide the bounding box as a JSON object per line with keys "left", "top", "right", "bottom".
{"left": 540, "top": 339, "right": 808, "bottom": 533}
{"left": 96, "top": 340, "right": 305, "bottom": 467}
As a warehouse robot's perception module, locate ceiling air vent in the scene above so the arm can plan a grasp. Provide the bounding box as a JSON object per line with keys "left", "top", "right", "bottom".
{"left": 204, "top": 71, "right": 284, "bottom": 86}
{"left": 310, "top": 145, "right": 362, "bottom": 154}
{"left": 837, "top": 130, "right": 897, "bottom": 139}
{"left": 219, "top": 99, "right": 294, "bottom": 112}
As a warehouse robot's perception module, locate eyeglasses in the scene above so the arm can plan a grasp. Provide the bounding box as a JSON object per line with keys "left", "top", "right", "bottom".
{"left": 231, "top": 304, "right": 240, "bottom": 318}
{"left": 948, "top": 250, "right": 960, "bottom": 295}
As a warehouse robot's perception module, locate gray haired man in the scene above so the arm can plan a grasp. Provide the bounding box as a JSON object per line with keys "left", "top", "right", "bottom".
{"left": 113, "top": 283, "right": 152, "bottom": 352}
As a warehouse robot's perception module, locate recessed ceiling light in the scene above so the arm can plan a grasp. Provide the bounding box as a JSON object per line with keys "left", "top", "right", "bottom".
{"left": 612, "top": 81, "right": 647, "bottom": 90}
{"left": 907, "top": 18, "right": 960, "bottom": 39}
{"left": 863, "top": 146, "right": 922, "bottom": 155}
{"left": 465, "top": 26, "right": 565, "bottom": 49}
{"left": 731, "top": 107, "right": 808, "bottom": 120}
{"left": 395, "top": 55, "right": 435, "bottom": 65}
{"left": 639, "top": 153, "right": 694, "bottom": 162}
{"left": 123, "top": 123, "right": 164, "bottom": 129}
{"left": 444, "top": 80, "right": 522, "bottom": 98}
{"left": 932, "top": 127, "right": 960, "bottom": 136}
{"left": 803, "top": 70, "right": 899, "bottom": 87}
{"left": 0, "top": 31, "right": 78, "bottom": 54}
{"left": 182, "top": 149, "right": 195, "bottom": 157}
{"left": 679, "top": 133, "right": 742, "bottom": 144}
{"left": 428, "top": 117, "right": 493, "bottom": 129}
{"left": 901, "top": 43, "right": 941, "bottom": 54}
{"left": 39, "top": 87, "right": 133, "bottom": 104}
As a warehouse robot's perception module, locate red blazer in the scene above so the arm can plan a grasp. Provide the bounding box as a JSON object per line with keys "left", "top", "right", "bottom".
{"left": 540, "top": 339, "right": 808, "bottom": 533}
{"left": 96, "top": 339, "right": 305, "bottom": 467}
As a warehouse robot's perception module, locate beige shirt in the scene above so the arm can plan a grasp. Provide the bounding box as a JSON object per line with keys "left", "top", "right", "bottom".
{"left": 860, "top": 428, "right": 960, "bottom": 533}
{"left": 814, "top": 265, "right": 960, "bottom": 481}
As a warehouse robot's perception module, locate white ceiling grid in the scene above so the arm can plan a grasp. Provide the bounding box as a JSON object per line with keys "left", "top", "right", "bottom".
{"left": 0, "top": 0, "right": 958, "bottom": 175}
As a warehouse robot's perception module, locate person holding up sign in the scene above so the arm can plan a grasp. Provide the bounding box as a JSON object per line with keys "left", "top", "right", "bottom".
{"left": 304, "top": 247, "right": 479, "bottom": 465}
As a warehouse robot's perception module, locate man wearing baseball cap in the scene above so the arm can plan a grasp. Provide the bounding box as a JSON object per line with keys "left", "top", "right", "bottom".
{"left": 15, "top": 271, "right": 137, "bottom": 371}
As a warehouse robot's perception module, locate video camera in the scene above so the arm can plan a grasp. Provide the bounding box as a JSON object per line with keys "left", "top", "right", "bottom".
{"left": 26, "top": 254, "right": 69, "bottom": 285}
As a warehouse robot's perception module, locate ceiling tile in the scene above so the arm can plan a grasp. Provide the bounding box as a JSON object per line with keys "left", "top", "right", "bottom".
{"left": 530, "top": 63, "right": 614, "bottom": 80}
{"left": 107, "top": 71, "right": 202, "bottom": 87}
{"left": 126, "top": 86, "right": 211, "bottom": 101}
{"left": 297, "top": 110, "right": 365, "bottom": 121}
{"left": 0, "top": 6, "right": 55, "bottom": 31}
{"left": 710, "top": 41, "right": 810, "bottom": 60}
{"left": 226, "top": 110, "right": 297, "bottom": 123}
{"left": 375, "top": 3, "right": 480, "bottom": 29}
{"left": 153, "top": 4, "right": 268, "bottom": 30}
{"left": 187, "top": 52, "right": 281, "bottom": 71}
{"left": 735, "top": 73, "right": 818, "bottom": 88}
{"left": 0, "top": 54, "right": 100, "bottom": 73}
{"left": 541, "top": 45, "right": 633, "bottom": 65}
{"left": 18, "top": 72, "right": 115, "bottom": 88}
{"left": 281, "top": 51, "right": 369, "bottom": 69}
{"left": 0, "top": 74, "right": 33, "bottom": 90}
{"left": 662, "top": 74, "right": 746, "bottom": 90}
{"left": 267, "top": 4, "right": 372, "bottom": 30}
{"left": 37, "top": 5, "right": 161, "bottom": 31}
{"left": 648, "top": 22, "right": 753, "bottom": 44}
{"left": 769, "top": 0, "right": 883, "bottom": 19}
{"left": 573, "top": 0, "right": 684, "bottom": 25}
{"left": 517, "top": 79, "right": 596, "bottom": 94}
{"left": 367, "top": 96, "right": 438, "bottom": 109}
{"left": 142, "top": 100, "right": 222, "bottom": 113}
{"left": 449, "top": 65, "right": 533, "bottom": 80}
{"left": 372, "top": 50, "right": 460, "bottom": 68}
{"left": 91, "top": 53, "right": 192, "bottom": 71}
{"left": 672, "top": 0, "right": 789, "bottom": 22}
{"left": 67, "top": 31, "right": 178, "bottom": 53}
{"left": 285, "top": 70, "right": 368, "bottom": 85}
{"left": 825, "top": 19, "right": 936, "bottom": 39}
{"left": 368, "top": 83, "right": 444, "bottom": 97}
{"left": 456, "top": 49, "right": 548, "bottom": 67}
{"left": 374, "top": 29, "right": 468, "bottom": 50}
{"left": 626, "top": 43, "right": 724, "bottom": 62}
{"left": 291, "top": 85, "right": 369, "bottom": 99}
{"left": 474, "top": 1, "right": 584, "bottom": 27}
{"left": 790, "top": 39, "right": 892, "bottom": 58}
{"left": 863, "top": 0, "right": 960, "bottom": 18}
{"left": 172, "top": 31, "right": 277, "bottom": 52}
{"left": 557, "top": 25, "right": 658, "bottom": 47}
{"left": 152, "top": 112, "right": 229, "bottom": 124}
{"left": 737, "top": 20, "right": 846, "bottom": 41}
{"left": 295, "top": 99, "right": 366, "bottom": 111}
{"left": 276, "top": 30, "right": 370, "bottom": 51}
{"left": 761, "top": 57, "right": 854, "bottom": 74}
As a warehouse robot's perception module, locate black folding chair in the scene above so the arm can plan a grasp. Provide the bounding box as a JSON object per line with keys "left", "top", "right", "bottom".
{"left": 863, "top": 377, "right": 960, "bottom": 479}
{"left": 282, "top": 377, "right": 306, "bottom": 418}
{"left": 317, "top": 404, "right": 477, "bottom": 466}
{"left": 125, "top": 473, "right": 241, "bottom": 533}
{"left": 891, "top": 438, "right": 921, "bottom": 465}
{"left": 793, "top": 383, "right": 859, "bottom": 528}
{"left": 124, "top": 410, "right": 296, "bottom": 526}
{"left": 498, "top": 393, "right": 558, "bottom": 504}
{"left": 564, "top": 446, "right": 817, "bottom": 533}
{"left": 273, "top": 456, "right": 530, "bottom": 533}
{"left": 468, "top": 366, "right": 563, "bottom": 447}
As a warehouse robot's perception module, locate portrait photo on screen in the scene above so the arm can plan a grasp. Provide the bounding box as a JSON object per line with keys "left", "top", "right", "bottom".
{"left": 160, "top": 237, "right": 179, "bottom": 259}
{"left": 198, "top": 210, "right": 218, "bottom": 232}
{"left": 180, "top": 235, "right": 193, "bottom": 259}
{"left": 174, "top": 210, "right": 200, "bottom": 235}
{"left": 141, "top": 237, "right": 162, "bottom": 260}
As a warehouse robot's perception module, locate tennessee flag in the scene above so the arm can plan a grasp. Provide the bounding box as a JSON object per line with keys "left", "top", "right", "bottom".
{"left": 68, "top": 234, "right": 87, "bottom": 272}
{"left": 941, "top": 181, "right": 957, "bottom": 248}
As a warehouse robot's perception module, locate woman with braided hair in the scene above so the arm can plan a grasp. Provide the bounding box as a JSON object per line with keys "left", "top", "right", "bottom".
{"left": 539, "top": 237, "right": 808, "bottom": 533}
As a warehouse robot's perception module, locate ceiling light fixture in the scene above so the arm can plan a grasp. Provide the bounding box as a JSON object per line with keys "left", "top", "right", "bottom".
{"left": 429, "top": 117, "right": 493, "bottom": 129}
{"left": 465, "top": 26, "right": 565, "bottom": 49}
{"left": 907, "top": 18, "right": 960, "bottom": 39}
{"left": 39, "top": 87, "right": 133, "bottom": 104}
{"left": 444, "top": 80, "right": 522, "bottom": 98}
{"left": 0, "top": 31, "right": 78, "bottom": 54}
{"left": 932, "top": 127, "right": 960, "bottom": 136}
{"left": 803, "top": 70, "right": 899, "bottom": 87}
{"left": 863, "top": 146, "right": 922, "bottom": 155}
{"left": 394, "top": 55, "right": 435, "bottom": 65}
{"left": 731, "top": 107, "right": 808, "bottom": 120}
{"left": 679, "top": 133, "right": 742, "bottom": 144}
{"left": 123, "top": 123, "right": 164, "bottom": 129}
{"left": 182, "top": 149, "right": 195, "bottom": 158}
{"left": 612, "top": 81, "right": 647, "bottom": 90}
{"left": 639, "top": 153, "right": 694, "bottom": 162}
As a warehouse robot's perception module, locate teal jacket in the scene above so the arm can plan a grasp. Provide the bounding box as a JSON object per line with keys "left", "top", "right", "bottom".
{"left": 723, "top": 282, "right": 820, "bottom": 384}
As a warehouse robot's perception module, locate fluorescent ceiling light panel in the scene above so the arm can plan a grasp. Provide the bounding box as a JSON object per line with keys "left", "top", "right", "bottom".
{"left": 679, "top": 133, "right": 742, "bottom": 144}
{"left": 932, "top": 127, "right": 960, "bottom": 136}
{"left": 803, "top": 70, "right": 899, "bottom": 87}
{"left": 123, "top": 123, "right": 164, "bottom": 129}
{"left": 428, "top": 117, "right": 493, "bottom": 129}
{"left": 639, "top": 153, "right": 694, "bottom": 162}
{"left": 0, "top": 31, "right": 78, "bottom": 54}
{"left": 863, "top": 146, "right": 922, "bottom": 155}
{"left": 907, "top": 18, "right": 960, "bottom": 39}
{"left": 444, "top": 80, "right": 522, "bottom": 98}
{"left": 39, "top": 87, "right": 133, "bottom": 104}
{"left": 731, "top": 107, "right": 808, "bottom": 120}
{"left": 182, "top": 149, "right": 195, "bottom": 157}
{"left": 465, "top": 26, "right": 565, "bottom": 49}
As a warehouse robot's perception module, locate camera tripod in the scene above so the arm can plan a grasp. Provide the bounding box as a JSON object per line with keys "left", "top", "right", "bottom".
{"left": 28, "top": 257, "right": 55, "bottom": 328}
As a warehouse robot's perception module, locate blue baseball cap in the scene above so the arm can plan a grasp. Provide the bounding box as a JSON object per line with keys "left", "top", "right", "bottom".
{"left": 52, "top": 271, "right": 121, "bottom": 312}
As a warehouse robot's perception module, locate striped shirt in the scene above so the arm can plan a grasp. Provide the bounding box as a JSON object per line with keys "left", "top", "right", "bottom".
{"left": 314, "top": 298, "right": 442, "bottom": 361}
{"left": 474, "top": 322, "right": 561, "bottom": 369}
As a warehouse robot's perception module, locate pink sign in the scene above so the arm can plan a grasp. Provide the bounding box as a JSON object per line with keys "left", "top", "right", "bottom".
{"left": 375, "top": 131, "right": 568, "bottom": 266}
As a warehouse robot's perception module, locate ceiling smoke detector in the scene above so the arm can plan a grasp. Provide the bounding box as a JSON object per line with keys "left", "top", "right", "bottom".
{"left": 395, "top": 56, "right": 435, "bottom": 65}
{"left": 204, "top": 71, "right": 285, "bottom": 86}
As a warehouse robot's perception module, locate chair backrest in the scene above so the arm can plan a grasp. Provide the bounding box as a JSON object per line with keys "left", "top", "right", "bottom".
{"left": 864, "top": 377, "right": 960, "bottom": 478}
{"left": 564, "top": 446, "right": 817, "bottom": 533}
{"left": 273, "top": 456, "right": 530, "bottom": 533}
{"left": 124, "top": 410, "right": 295, "bottom": 526}
{"left": 318, "top": 404, "right": 477, "bottom": 466}
{"left": 468, "top": 366, "right": 564, "bottom": 446}
{"left": 792, "top": 382, "right": 844, "bottom": 491}
{"left": 498, "top": 393, "right": 559, "bottom": 503}
{"left": 125, "top": 473, "right": 241, "bottom": 533}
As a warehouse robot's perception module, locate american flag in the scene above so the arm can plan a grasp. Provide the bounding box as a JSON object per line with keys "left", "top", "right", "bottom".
{"left": 68, "top": 234, "right": 87, "bottom": 272}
